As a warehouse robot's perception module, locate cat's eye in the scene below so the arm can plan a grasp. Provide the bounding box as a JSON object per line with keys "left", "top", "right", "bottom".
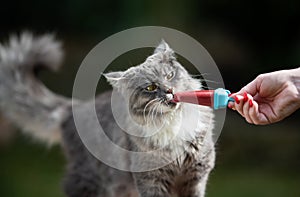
{"left": 145, "top": 84, "right": 158, "bottom": 91}
{"left": 166, "top": 71, "right": 175, "bottom": 80}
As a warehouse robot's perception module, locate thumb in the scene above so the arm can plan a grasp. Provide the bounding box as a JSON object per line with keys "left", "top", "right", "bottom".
{"left": 238, "top": 76, "right": 262, "bottom": 96}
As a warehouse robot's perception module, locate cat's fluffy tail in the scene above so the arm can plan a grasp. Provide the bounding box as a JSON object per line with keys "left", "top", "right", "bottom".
{"left": 0, "top": 32, "right": 71, "bottom": 144}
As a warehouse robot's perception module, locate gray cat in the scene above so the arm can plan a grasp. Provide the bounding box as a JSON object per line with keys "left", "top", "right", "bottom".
{"left": 0, "top": 32, "right": 215, "bottom": 197}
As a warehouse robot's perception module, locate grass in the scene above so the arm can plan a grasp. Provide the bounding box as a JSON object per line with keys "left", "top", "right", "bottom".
{"left": 0, "top": 134, "right": 65, "bottom": 197}
{"left": 207, "top": 168, "right": 300, "bottom": 197}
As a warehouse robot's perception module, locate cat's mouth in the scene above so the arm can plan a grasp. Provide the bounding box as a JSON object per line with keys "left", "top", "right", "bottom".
{"left": 163, "top": 99, "right": 177, "bottom": 108}
{"left": 130, "top": 96, "right": 179, "bottom": 126}
{"left": 163, "top": 93, "right": 177, "bottom": 108}
{"left": 162, "top": 98, "right": 178, "bottom": 112}
{"left": 144, "top": 97, "right": 177, "bottom": 115}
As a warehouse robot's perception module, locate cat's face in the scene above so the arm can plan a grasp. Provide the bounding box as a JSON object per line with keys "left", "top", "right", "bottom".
{"left": 105, "top": 40, "right": 201, "bottom": 125}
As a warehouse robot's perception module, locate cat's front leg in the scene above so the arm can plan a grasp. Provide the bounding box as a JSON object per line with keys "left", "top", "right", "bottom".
{"left": 133, "top": 170, "right": 172, "bottom": 197}
{"left": 178, "top": 173, "right": 209, "bottom": 197}
{"left": 179, "top": 150, "right": 215, "bottom": 197}
{"left": 63, "top": 161, "right": 102, "bottom": 197}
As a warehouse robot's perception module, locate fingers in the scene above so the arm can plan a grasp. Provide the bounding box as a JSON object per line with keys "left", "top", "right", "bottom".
{"left": 233, "top": 94, "right": 245, "bottom": 116}
{"left": 234, "top": 93, "right": 254, "bottom": 124}
{"left": 243, "top": 94, "right": 254, "bottom": 124}
{"left": 229, "top": 91, "right": 269, "bottom": 125}
{"left": 227, "top": 101, "right": 235, "bottom": 109}
{"left": 248, "top": 99, "right": 269, "bottom": 125}
{"left": 229, "top": 92, "right": 255, "bottom": 124}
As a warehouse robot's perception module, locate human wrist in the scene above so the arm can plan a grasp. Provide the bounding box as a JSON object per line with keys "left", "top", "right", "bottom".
{"left": 290, "top": 67, "right": 300, "bottom": 108}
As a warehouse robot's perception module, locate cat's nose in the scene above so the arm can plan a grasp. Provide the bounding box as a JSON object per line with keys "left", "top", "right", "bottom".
{"left": 166, "top": 88, "right": 173, "bottom": 94}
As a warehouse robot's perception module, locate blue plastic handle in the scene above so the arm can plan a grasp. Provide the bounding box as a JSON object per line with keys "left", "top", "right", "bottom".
{"left": 213, "top": 88, "right": 234, "bottom": 109}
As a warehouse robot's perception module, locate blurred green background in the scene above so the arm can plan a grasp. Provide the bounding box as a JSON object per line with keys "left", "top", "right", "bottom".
{"left": 0, "top": 0, "right": 300, "bottom": 196}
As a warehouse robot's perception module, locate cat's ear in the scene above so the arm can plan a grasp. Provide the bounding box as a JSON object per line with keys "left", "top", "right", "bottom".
{"left": 153, "top": 40, "right": 176, "bottom": 62}
{"left": 154, "top": 39, "right": 172, "bottom": 54}
{"left": 103, "top": 71, "right": 124, "bottom": 88}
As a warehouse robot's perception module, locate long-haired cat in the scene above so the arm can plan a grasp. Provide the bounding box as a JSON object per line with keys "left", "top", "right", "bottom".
{"left": 0, "top": 32, "right": 215, "bottom": 197}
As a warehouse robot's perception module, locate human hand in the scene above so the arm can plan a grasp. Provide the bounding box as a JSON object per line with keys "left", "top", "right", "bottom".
{"left": 228, "top": 68, "right": 300, "bottom": 125}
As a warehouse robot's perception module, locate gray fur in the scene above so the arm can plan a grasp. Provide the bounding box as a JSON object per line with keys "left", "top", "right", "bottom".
{"left": 0, "top": 32, "right": 70, "bottom": 144}
{"left": 102, "top": 40, "right": 215, "bottom": 196}
{"left": 0, "top": 34, "right": 215, "bottom": 197}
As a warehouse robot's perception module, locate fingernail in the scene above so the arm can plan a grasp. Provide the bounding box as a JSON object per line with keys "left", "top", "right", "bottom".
{"left": 249, "top": 99, "right": 253, "bottom": 107}
{"left": 234, "top": 95, "right": 240, "bottom": 104}
{"left": 243, "top": 92, "right": 248, "bottom": 102}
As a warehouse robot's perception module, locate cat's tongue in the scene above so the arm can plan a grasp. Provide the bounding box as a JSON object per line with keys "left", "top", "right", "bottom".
{"left": 170, "top": 88, "right": 234, "bottom": 110}
{"left": 165, "top": 94, "right": 174, "bottom": 101}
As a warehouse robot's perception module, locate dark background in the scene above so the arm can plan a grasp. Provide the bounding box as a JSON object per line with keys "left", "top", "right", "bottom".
{"left": 0, "top": 0, "right": 300, "bottom": 197}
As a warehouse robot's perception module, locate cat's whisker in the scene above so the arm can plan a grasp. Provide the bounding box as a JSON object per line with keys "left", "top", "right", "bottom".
{"left": 201, "top": 79, "right": 220, "bottom": 84}
{"left": 154, "top": 103, "right": 159, "bottom": 120}
{"left": 153, "top": 100, "right": 166, "bottom": 131}
{"left": 161, "top": 103, "right": 169, "bottom": 124}
{"left": 166, "top": 98, "right": 169, "bottom": 107}
{"left": 157, "top": 99, "right": 164, "bottom": 126}
{"left": 145, "top": 107, "right": 151, "bottom": 126}
{"left": 150, "top": 105, "right": 158, "bottom": 128}
{"left": 159, "top": 101, "right": 165, "bottom": 125}
{"left": 151, "top": 105, "right": 158, "bottom": 129}
{"left": 146, "top": 102, "right": 157, "bottom": 127}
{"left": 193, "top": 72, "right": 211, "bottom": 75}
{"left": 159, "top": 101, "right": 163, "bottom": 116}
{"left": 190, "top": 73, "right": 211, "bottom": 77}
{"left": 143, "top": 98, "right": 160, "bottom": 123}
{"left": 155, "top": 101, "right": 164, "bottom": 127}
{"left": 151, "top": 103, "right": 158, "bottom": 127}
{"left": 186, "top": 76, "right": 220, "bottom": 85}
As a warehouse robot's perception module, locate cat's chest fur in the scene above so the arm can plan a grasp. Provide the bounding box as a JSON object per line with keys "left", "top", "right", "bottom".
{"left": 127, "top": 103, "right": 214, "bottom": 170}
{"left": 130, "top": 103, "right": 214, "bottom": 149}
